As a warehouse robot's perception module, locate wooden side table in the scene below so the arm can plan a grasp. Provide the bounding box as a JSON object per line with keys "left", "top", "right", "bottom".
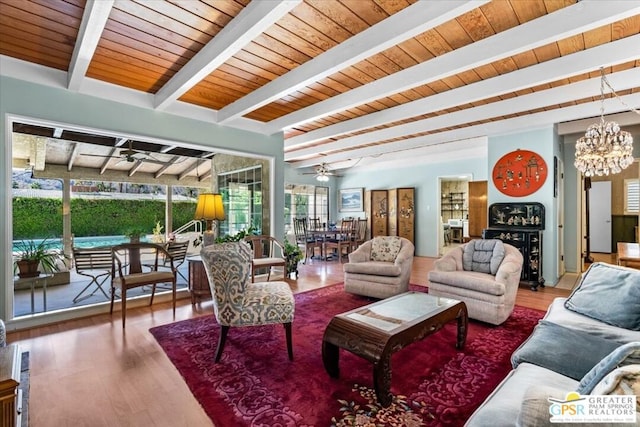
{"left": 187, "top": 257, "right": 212, "bottom": 304}
{"left": 0, "top": 344, "right": 22, "bottom": 427}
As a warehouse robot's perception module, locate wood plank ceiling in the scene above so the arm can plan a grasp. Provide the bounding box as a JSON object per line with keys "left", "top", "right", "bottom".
{"left": 1, "top": 0, "right": 639, "bottom": 175}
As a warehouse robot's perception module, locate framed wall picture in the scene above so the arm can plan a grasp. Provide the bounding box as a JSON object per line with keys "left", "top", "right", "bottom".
{"left": 339, "top": 188, "right": 364, "bottom": 212}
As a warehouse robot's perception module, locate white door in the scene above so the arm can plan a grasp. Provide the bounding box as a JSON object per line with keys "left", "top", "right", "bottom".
{"left": 589, "top": 181, "right": 612, "bottom": 253}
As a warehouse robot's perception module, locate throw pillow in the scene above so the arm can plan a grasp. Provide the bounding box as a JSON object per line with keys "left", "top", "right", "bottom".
{"left": 462, "top": 239, "right": 505, "bottom": 274}
{"left": 518, "top": 385, "right": 566, "bottom": 427}
{"left": 576, "top": 342, "right": 640, "bottom": 394}
{"left": 370, "top": 236, "right": 402, "bottom": 262}
{"left": 511, "top": 320, "right": 621, "bottom": 381}
{"left": 564, "top": 262, "right": 640, "bottom": 330}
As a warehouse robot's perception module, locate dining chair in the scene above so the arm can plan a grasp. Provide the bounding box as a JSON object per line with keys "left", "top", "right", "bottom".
{"left": 293, "top": 218, "right": 322, "bottom": 263}
{"left": 324, "top": 219, "right": 354, "bottom": 263}
{"left": 244, "top": 235, "right": 286, "bottom": 282}
{"left": 351, "top": 218, "right": 368, "bottom": 252}
{"left": 110, "top": 243, "right": 177, "bottom": 328}
{"left": 199, "top": 241, "right": 295, "bottom": 362}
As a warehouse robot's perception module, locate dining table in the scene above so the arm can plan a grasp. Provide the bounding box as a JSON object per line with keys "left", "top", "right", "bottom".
{"left": 308, "top": 229, "right": 348, "bottom": 260}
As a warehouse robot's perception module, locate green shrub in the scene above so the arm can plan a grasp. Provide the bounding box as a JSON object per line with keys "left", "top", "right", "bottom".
{"left": 13, "top": 197, "right": 197, "bottom": 239}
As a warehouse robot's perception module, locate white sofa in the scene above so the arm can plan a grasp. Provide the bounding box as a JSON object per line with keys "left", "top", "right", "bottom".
{"left": 466, "top": 262, "right": 640, "bottom": 426}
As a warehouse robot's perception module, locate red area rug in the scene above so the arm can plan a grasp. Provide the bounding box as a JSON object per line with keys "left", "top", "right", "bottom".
{"left": 150, "top": 284, "right": 544, "bottom": 426}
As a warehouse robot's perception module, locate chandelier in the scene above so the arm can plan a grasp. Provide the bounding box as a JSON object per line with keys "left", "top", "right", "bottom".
{"left": 574, "top": 68, "right": 634, "bottom": 177}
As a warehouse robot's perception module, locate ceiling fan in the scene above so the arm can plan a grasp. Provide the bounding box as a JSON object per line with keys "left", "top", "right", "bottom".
{"left": 302, "top": 163, "right": 342, "bottom": 181}
{"left": 83, "top": 140, "right": 168, "bottom": 165}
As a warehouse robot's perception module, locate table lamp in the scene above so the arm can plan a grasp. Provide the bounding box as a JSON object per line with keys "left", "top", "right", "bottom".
{"left": 194, "top": 193, "right": 225, "bottom": 246}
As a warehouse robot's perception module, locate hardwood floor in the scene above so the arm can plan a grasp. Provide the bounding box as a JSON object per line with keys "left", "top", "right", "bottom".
{"left": 7, "top": 256, "right": 571, "bottom": 426}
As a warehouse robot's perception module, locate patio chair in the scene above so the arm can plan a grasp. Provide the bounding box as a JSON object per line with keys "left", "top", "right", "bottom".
{"left": 244, "top": 235, "right": 286, "bottom": 282}
{"left": 199, "top": 241, "right": 294, "bottom": 362}
{"left": 72, "top": 246, "right": 113, "bottom": 303}
{"left": 144, "top": 240, "right": 189, "bottom": 284}
{"left": 110, "top": 243, "right": 177, "bottom": 328}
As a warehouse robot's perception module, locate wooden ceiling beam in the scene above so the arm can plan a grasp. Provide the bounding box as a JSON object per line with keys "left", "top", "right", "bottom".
{"left": 100, "top": 148, "right": 117, "bottom": 175}
{"left": 268, "top": 1, "right": 640, "bottom": 135}
{"left": 67, "top": 143, "right": 80, "bottom": 172}
{"left": 154, "top": 156, "right": 183, "bottom": 178}
{"left": 67, "top": 0, "right": 114, "bottom": 91}
{"left": 178, "top": 159, "right": 209, "bottom": 181}
{"left": 128, "top": 160, "right": 144, "bottom": 177}
{"left": 33, "top": 164, "right": 208, "bottom": 188}
{"left": 291, "top": 92, "right": 640, "bottom": 168}
{"left": 30, "top": 139, "right": 47, "bottom": 171}
{"left": 216, "top": 1, "right": 486, "bottom": 124}
{"left": 285, "top": 38, "right": 640, "bottom": 160}
{"left": 154, "top": 0, "right": 301, "bottom": 111}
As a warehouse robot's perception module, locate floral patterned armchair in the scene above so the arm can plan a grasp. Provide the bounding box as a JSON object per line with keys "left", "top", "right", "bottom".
{"left": 199, "top": 241, "right": 295, "bottom": 362}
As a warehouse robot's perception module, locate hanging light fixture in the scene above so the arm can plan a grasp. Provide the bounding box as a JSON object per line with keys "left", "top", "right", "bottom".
{"left": 316, "top": 173, "right": 329, "bottom": 182}
{"left": 574, "top": 68, "right": 634, "bottom": 177}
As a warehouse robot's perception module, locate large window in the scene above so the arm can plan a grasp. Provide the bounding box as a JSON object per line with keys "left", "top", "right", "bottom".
{"left": 284, "top": 184, "right": 329, "bottom": 233}
{"left": 625, "top": 178, "right": 639, "bottom": 214}
{"left": 218, "top": 166, "right": 262, "bottom": 236}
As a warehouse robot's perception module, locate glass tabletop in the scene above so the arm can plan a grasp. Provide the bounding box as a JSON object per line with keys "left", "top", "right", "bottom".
{"left": 344, "top": 292, "right": 460, "bottom": 331}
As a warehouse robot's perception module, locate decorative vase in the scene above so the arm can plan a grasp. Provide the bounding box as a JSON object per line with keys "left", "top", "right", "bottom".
{"left": 17, "top": 259, "right": 40, "bottom": 278}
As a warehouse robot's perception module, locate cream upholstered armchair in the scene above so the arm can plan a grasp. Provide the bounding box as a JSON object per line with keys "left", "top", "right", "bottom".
{"left": 199, "top": 241, "right": 295, "bottom": 362}
{"left": 428, "top": 239, "right": 523, "bottom": 325}
{"left": 343, "top": 236, "right": 414, "bottom": 299}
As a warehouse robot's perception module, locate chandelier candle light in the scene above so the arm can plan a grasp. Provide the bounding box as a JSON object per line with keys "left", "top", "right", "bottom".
{"left": 574, "top": 68, "right": 634, "bottom": 177}
{"left": 194, "top": 193, "right": 225, "bottom": 246}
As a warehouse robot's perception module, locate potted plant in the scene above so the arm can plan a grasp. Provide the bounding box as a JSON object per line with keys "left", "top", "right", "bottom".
{"left": 13, "top": 238, "right": 63, "bottom": 278}
{"left": 283, "top": 238, "right": 303, "bottom": 279}
{"left": 124, "top": 227, "right": 147, "bottom": 243}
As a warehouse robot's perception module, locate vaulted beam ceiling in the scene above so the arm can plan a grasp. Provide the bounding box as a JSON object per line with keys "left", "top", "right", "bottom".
{"left": 1, "top": 0, "right": 639, "bottom": 172}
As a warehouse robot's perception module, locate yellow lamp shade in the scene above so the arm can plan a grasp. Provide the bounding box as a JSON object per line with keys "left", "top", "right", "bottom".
{"left": 194, "top": 193, "right": 225, "bottom": 223}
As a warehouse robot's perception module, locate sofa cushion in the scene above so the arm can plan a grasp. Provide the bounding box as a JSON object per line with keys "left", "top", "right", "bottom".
{"left": 564, "top": 262, "right": 640, "bottom": 331}
{"left": 464, "top": 363, "right": 578, "bottom": 427}
{"left": 370, "top": 236, "right": 401, "bottom": 262}
{"left": 462, "top": 239, "right": 505, "bottom": 274}
{"left": 511, "top": 320, "right": 620, "bottom": 381}
{"left": 428, "top": 270, "right": 506, "bottom": 295}
{"left": 343, "top": 261, "right": 401, "bottom": 277}
{"left": 576, "top": 342, "right": 640, "bottom": 394}
{"left": 544, "top": 298, "right": 640, "bottom": 344}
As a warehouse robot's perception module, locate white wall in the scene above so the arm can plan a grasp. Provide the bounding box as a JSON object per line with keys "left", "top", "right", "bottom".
{"left": 488, "top": 126, "right": 559, "bottom": 285}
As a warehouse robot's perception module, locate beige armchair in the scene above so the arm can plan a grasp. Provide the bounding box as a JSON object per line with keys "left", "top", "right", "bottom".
{"left": 343, "top": 236, "right": 414, "bottom": 299}
{"left": 427, "top": 239, "right": 523, "bottom": 325}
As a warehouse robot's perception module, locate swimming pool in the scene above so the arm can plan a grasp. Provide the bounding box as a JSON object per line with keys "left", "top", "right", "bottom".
{"left": 12, "top": 235, "right": 150, "bottom": 252}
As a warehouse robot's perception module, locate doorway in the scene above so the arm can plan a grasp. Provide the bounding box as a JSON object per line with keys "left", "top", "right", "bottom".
{"left": 438, "top": 175, "right": 472, "bottom": 256}
{"left": 589, "top": 181, "right": 612, "bottom": 253}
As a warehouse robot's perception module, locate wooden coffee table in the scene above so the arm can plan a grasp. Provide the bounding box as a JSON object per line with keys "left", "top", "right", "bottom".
{"left": 322, "top": 291, "right": 467, "bottom": 407}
